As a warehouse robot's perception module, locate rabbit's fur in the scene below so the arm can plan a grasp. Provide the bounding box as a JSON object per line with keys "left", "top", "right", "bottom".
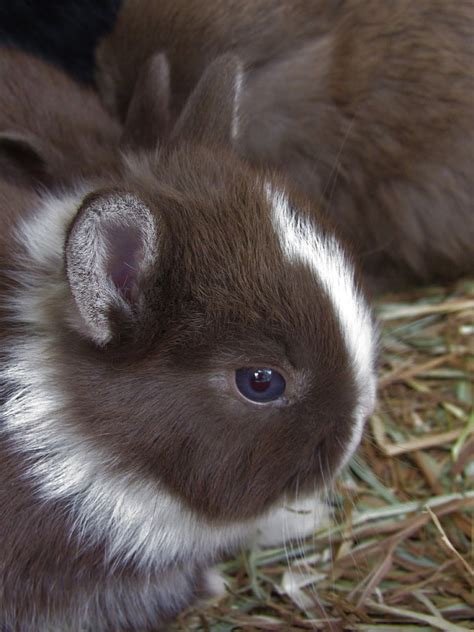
{"left": 0, "top": 51, "right": 377, "bottom": 630}
{"left": 0, "top": 48, "right": 121, "bottom": 190}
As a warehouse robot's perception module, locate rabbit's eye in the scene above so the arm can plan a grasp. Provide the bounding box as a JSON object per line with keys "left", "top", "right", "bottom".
{"left": 235, "top": 368, "right": 286, "bottom": 403}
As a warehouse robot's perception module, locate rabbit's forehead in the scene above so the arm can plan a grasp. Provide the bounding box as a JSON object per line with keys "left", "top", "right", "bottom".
{"left": 171, "top": 179, "right": 369, "bottom": 332}
{"left": 266, "top": 183, "right": 375, "bottom": 363}
{"left": 154, "top": 180, "right": 375, "bottom": 380}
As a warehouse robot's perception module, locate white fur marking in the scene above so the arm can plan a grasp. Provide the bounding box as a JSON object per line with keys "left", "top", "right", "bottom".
{"left": 256, "top": 494, "right": 330, "bottom": 547}
{"left": 203, "top": 568, "right": 229, "bottom": 601}
{"left": 267, "top": 184, "right": 377, "bottom": 464}
{"left": 231, "top": 68, "right": 244, "bottom": 141}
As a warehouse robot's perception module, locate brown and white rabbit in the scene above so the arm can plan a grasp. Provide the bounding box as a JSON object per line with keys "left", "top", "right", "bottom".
{"left": 96, "top": 0, "right": 474, "bottom": 293}
{"left": 0, "top": 48, "right": 377, "bottom": 629}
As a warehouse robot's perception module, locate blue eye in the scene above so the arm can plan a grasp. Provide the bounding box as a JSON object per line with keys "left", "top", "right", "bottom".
{"left": 235, "top": 368, "right": 286, "bottom": 403}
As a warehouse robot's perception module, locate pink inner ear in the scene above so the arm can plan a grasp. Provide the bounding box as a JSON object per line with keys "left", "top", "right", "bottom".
{"left": 106, "top": 223, "right": 143, "bottom": 303}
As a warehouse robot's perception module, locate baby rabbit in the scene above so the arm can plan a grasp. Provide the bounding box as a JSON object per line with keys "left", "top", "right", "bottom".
{"left": 97, "top": 0, "right": 474, "bottom": 292}
{"left": 0, "top": 49, "right": 377, "bottom": 630}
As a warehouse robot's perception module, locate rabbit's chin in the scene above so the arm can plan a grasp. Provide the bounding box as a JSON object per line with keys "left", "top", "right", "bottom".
{"left": 256, "top": 493, "right": 331, "bottom": 547}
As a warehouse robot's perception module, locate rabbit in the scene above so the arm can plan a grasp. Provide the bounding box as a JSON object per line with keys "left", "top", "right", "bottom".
{"left": 0, "top": 49, "right": 377, "bottom": 630}
{"left": 96, "top": 0, "right": 474, "bottom": 293}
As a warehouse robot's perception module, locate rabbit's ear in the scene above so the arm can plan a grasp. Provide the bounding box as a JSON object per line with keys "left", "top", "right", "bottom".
{"left": 171, "top": 54, "right": 243, "bottom": 146}
{"left": 121, "top": 52, "right": 171, "bottom": 150}
{"left": 65, "top": 191, "right": 157, "bottom": 346}
{"left": 0, "top": 130, "right": 54, "bottom": 187}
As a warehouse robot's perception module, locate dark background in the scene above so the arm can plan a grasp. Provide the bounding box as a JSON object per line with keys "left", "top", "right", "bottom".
{"left": 0, "top": 0, "right": 120, "bottom": 83}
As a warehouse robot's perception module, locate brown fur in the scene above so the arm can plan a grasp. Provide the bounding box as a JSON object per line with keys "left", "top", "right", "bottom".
{"left": 0, "top": 50, "right": 374, "bottom": 629}
{"left": 61, "top": 152, "right": 357, "bottom": 520}
{"left": 97, "top": 0, "right": 474, "bottom": 291}
{"left": 0, "top": 47, "right": 121, "bottom": 189}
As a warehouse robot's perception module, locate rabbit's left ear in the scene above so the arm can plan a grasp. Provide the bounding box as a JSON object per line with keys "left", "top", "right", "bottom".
{"left": 121, "top": 52, "right": 171, "bottom": 150}
{"left": 65, "top": 190, "right": 158, "bottom": 346}
{"left": 171, "top": 54, "right": 244, "bottom": 147}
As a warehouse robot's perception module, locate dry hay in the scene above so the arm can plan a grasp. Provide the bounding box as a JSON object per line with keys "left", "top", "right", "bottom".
{"left": 174, "top": 280, "right": 474, "bottom": 631}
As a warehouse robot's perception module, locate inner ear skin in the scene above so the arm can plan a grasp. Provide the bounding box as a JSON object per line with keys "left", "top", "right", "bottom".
{"left": 105, "top": 223, "right": 143, "bottom": 303}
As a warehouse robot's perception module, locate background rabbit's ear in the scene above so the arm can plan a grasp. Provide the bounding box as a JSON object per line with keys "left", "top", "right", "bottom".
{"left": 0, "top": 130, "right": 53, "bottom": 187}
{"left": 65, "top": 191, "right": 157, "bottom": 346}
{"left": 171, "top": 54, "right": 244, "bottom": 146}
{"left": 121, "top": 52, "right": 171, "bottom": 150}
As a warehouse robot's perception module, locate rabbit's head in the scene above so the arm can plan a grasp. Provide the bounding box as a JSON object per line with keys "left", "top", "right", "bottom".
{"left": 4, "top": 58, "right": 376, "bottom": 574}
{"left": 57, "top": 56, "right": 377, "bottom": 522}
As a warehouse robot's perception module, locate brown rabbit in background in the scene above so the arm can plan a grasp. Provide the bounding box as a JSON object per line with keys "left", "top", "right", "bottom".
{"left": 0, "top": 46, "right": 377, "bottom": 629}
{"left": 97, "top": 0, "right": 474, "bottom": 293}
